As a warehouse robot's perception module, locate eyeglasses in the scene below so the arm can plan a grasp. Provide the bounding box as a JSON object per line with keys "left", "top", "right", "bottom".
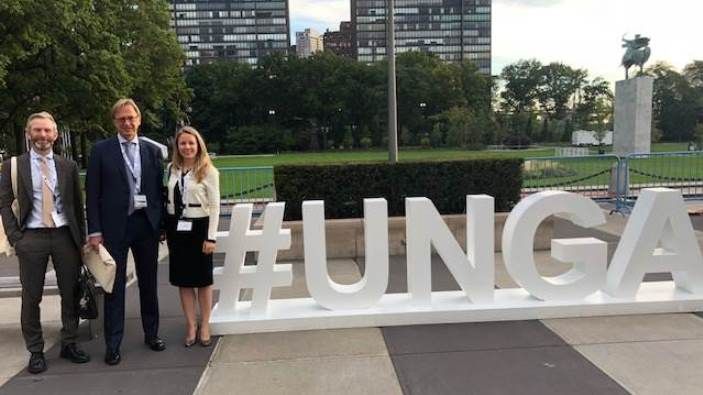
{"left": 115, "top": 116, "right": 139, "bottom": 123}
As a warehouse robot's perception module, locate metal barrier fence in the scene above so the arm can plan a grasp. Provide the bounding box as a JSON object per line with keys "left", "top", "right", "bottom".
{"left": 522, "top": 155, "right": 621, "bottom": 201}
{"left": 524, "top": 151, "right": 703, "bottom": 214}
{"left": 218, "top": 166, "right": 275, "bottom": 203}
{"left": 619, "top": 151, "right": 703, "bottom": 211}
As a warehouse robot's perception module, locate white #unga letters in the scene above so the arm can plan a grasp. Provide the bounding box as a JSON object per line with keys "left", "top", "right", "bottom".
{"left": 210, "top": 188, "right": 703, "bottom": 335}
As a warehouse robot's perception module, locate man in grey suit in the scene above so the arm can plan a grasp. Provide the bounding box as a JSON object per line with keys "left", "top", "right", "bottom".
{"left": 0, "top": 112, "right": 90, "bottom": 374}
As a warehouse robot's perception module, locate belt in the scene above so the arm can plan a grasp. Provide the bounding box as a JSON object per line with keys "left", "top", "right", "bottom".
{"left": 168, "top": 202, "right": 202, "bottom": 208}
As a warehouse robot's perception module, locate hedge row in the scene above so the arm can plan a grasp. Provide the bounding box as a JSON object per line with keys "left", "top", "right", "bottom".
{"left": 274, "top": 159, "right": 523, "bottom": 221}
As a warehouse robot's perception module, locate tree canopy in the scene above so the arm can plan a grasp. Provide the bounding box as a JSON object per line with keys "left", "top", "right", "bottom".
{"left": 0, "top": 0, "right": 188, "bottom": 159}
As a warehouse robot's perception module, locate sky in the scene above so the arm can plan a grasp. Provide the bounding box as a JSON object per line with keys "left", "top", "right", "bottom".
{"left": 290, "top": 0, "right": 703, "bottom": 83}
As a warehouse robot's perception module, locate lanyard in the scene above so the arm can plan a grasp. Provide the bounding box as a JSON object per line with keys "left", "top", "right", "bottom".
{"left": 178, "top": 169, "right": 190, "bottom": 218}
{"left": 119, "top": 142, "right": 141, "bottom": 193}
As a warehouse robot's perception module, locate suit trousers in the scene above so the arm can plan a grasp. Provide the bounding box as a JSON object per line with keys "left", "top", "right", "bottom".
{"left": 103, "top": 210, "right": 160, "bottom": 351}
{"left": 16, "top": 227, "right": 81, "bottom": 353}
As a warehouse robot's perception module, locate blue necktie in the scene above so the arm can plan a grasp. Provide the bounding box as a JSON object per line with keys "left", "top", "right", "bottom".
{"left": 123, "top": 142, "right": 137, "bottom": 214}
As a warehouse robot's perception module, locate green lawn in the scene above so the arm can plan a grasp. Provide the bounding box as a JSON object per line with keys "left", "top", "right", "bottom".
{"left": 212, "top": 147, "right": 556, "bottom": 168}
{"left": 212, "top": 143, "right": 692, "bottom": 169}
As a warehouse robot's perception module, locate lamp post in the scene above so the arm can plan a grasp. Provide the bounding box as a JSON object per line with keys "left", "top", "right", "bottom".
{"left": 419, "top": 102, "right": 427, "bottom": 140}
{"left": 387, "top": 0, "right": 398, "bottom": 163}
{"left": 268, "top": 109, "right": 276, "bottom": 127}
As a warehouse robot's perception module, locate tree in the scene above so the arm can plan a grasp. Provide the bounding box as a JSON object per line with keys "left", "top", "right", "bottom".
{"left": 0, "top": 0, "right": 188, "bottom": 164}
{"left": 441, "top": 107, "right": 483, "bottom": 149}
{"left": 536, "top": 63, "right": 586, "bottom": 120}
{"left": 500, "top": 59, "right": 542, "bottom": 114}
{"left": 683, "top": 61, "right": 703, "bottom": 126}
{"left": 646, "top": 62, "right": 699, "bottom": 141}
{"left": 574, "top": 77, "right": 613, "bottom": 131}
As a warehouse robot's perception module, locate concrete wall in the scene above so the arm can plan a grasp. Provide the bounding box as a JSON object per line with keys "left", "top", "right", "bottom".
{"left": 266, "top": 213, "right": 554, "bottom": 261}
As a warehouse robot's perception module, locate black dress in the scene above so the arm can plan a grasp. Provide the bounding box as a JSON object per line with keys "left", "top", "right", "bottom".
{"left": 167, "top": 181, "right": 213, "bottom": 288}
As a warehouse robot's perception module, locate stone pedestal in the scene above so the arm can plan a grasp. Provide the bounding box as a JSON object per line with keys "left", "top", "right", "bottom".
{"left": 614, "top": 76, "right": 654, "bottom": 156}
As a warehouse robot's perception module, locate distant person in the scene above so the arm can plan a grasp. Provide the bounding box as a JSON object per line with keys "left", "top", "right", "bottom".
{"left": 86, "top": 99, "right": 166, "bottom": 366}
{"left": 165, "top": 126, "right": 219, "bottom": 347}
{"left": 0, "top": 112, "right": 90, "bottom": 373}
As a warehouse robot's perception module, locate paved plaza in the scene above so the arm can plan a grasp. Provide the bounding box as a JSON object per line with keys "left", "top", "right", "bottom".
{"left": 0, "top": 207, "right": 702, "bottom": 394}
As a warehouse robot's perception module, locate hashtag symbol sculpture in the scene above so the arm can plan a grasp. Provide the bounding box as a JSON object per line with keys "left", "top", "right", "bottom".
{"left": 214, "top": 202, "right": 292, "bottom": 317}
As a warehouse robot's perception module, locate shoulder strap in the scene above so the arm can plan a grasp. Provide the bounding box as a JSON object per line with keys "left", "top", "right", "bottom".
{"left": 10, "top": 156, "right": 17, "bottom": 197}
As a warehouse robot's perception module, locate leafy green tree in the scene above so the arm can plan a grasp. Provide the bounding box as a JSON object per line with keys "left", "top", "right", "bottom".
{"left": 574, "top": 77, "right": 613, "bottom": 132}
{"left": 537, "top": 63, "right": 586, "bottom": 120}
{"left": 442, "top": 107, "right": 483, "bottom": 149}
{"left": 429, "top": 123, "right": 444, "bottom": 147}
{"left": 0, "top": 0, "right": 187, "bottom": 164}
{"left": 500, "top": 59, "right": 543, "bottom": 114}
{"left": 646, "top": 62, "right": 699, "bottom": 141}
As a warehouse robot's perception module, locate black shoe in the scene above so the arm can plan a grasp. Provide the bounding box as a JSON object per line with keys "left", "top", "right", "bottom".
{"left": 60, "top": 343, "right": 91, "bottom": 364}
{"left": 104, "top": 349, "right": 121, "bottom": 366}
{"left": 145, "top": 337, "right": 166, "bottom": 352}
{"left": 27, "top": 352, "right": 47, "bottom": 374}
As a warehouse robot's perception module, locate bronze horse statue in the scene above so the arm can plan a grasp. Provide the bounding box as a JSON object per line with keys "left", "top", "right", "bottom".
{"left": 622, "top": 34, "right": 651, "bottom": 79}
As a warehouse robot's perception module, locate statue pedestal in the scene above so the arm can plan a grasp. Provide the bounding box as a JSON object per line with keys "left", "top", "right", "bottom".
{"left": 614, "top": 76, "right": 654, "bottom": 156}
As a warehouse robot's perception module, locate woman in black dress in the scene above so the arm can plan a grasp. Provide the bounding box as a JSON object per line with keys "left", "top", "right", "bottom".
{"left": 166, "top": 126, "right": 219, "bottom": 347}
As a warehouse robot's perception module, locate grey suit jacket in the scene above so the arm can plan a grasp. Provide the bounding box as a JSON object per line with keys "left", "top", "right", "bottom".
{"left": 0, "top": 152, "right": 86, "bottom": 250}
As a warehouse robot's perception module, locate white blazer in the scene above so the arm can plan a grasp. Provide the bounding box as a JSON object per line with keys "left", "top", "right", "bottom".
{"left": 166, "top": 164, "right": 220, "bottom": 241}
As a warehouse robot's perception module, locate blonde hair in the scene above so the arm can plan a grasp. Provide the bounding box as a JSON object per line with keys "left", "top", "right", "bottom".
{"left": 25, "top": 111, "right": 58, "bottom": 133}
{"left": 111, "top": 98, "right": 141, "bottom": 119}
{"left": 171, "top": 126, "right": 214, "bottom": 182}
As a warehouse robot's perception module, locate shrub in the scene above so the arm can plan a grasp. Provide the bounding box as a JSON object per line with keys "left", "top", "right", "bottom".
{"left": 502, "top": 134, "right": 532, "bottom": 149}
{"left": 274, "top": 159, "right": 523, "bottom": 220}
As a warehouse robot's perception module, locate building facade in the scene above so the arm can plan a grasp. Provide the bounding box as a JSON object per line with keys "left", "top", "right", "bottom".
{"left": 323, "top": 22, "right": 355, "bottom": 59}
{"left": 169, "top": 0, "right": 290, "bottom": 66}
{"left": 351, "top": 0, "right": 491, "bottom": 74}
{"left": 295, "top": 28, "right": 323, "bottom": 58}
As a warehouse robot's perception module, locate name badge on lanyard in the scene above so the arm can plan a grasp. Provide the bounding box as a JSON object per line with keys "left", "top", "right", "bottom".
{"left": 177, "top": 219, "right": 193, "bottom": 232}
{"left": 134, "top": 194, "right": 148, "bottom": 209}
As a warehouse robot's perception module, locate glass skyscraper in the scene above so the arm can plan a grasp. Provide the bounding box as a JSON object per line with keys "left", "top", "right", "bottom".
{"left": 351, "top": 0, "right": 491, "bottom": 74}
{"left": 169, "top": 0, "right": 290, "bottom": 66}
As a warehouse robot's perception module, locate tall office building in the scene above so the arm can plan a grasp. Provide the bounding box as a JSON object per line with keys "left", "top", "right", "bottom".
{"left": 169, "top": 0, "right": 290, "bottom": 66}
{"left": 295, "top": 28, "right": 324, "bottom": 58}
{"left": 351, "top": 0, "right": 491, "bottom": 74}
{"left": 323, "top": 22, "right": 355, "bottom": 59}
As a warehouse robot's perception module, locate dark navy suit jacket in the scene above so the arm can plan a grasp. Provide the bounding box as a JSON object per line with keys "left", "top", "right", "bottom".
{"left": 86, "top": 136, "right": 164, "bottom": 245}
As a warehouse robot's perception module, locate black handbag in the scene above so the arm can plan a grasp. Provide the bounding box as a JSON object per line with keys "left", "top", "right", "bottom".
{"left": 77, "top": 266, "right": 99, "bottom": 320}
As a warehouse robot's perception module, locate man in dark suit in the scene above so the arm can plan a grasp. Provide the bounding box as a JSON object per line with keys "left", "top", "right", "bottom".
{"left": 0, "top": 112, "right": 90, "bottom": 374}
{"left": 86, "top": 99, "right": 166, "bottom": 366}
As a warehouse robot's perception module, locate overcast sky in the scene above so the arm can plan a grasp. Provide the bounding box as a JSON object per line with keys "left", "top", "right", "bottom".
{"left": 290, "top": 0, "right": 702, "bottom": 82}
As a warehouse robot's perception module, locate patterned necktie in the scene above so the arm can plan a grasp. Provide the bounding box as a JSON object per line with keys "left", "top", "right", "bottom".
{"left": 39, "top": 157, "right": 55, "bottom": 227}
{"left": 123, "top": 141, "right": 136, "bottom": 169}
{"left": 123, "top": 142, "right": 137, "bottom": 214}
